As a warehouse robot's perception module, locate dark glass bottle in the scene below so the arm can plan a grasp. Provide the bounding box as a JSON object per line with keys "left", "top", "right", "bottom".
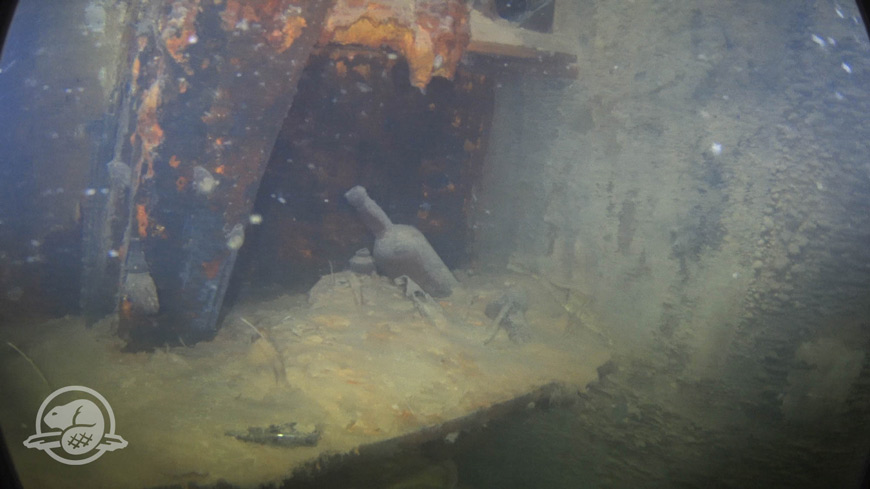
{"left": 344, "top": 186, "right": 458, "bottom": 297}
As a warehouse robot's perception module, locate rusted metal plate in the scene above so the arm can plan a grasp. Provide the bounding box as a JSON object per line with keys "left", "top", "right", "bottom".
{"left": 319, "top": 0, "right": 471, "bottom": 88}
{"left": 81, "top": 0, "right": 335, "bottom": 348}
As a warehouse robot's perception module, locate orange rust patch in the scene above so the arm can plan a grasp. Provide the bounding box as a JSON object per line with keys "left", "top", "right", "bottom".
{"left": 335, "top": 60, "right": 347, "bottom": 77}
{"left": 132, "top": 57, "right": 141, "bottom": 80}
{"left": 176, "top": 176, "right": 188, "bottom": 192}
{"left": 165, "top": 36, "right": 188, "bottom": 67}
{"left": 178, "top": 78, "right": 189, "bottom": 94}
{"left": 327, "top": 18, "right": 418, "bottom": 81}
{"left": 322, "top": 0, "right": 471, "bottom": 87}
{"left": 169, "top": 155, "right": 181, "bottom": 168}
{"left": 221, "top": 0, "right": 242, "bottom": 30}
{"left": 221, "top": 0, "right": 265, "bottom": 30}
{"left": 243, "top": 5, "right": 261, "bottom": 22}
{"left": 202, "top": 258, "right": 222, "bottom": 280}
{"left": 214, "top": 165, "right": 225, "bottom": 175}
{"left": 352, "top": 63, "right": 371, "bottom": 79}
{"left": 121, "top": 298, "right": 133, "bottom": 318}
{"left": 162, "top": 3, "right": 198, "bottom": 75}
{"left": 137, "top": 80, "right": 164, "bottom": 158}
{"left": 136, "top": 204, "right": 149, "bottom": 238}
{"left": 277, "top": 16, "right": 307, "bottom": 53}
{"left": 463, "top": 138, "right": 477, "bottom": 152}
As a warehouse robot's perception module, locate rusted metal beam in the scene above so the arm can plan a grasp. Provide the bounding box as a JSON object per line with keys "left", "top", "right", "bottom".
{"left": 319, "top": 0, "right": 471, "bottom": 88}
{"left": 81, "top": 0, "right": 334, "bottom": 348}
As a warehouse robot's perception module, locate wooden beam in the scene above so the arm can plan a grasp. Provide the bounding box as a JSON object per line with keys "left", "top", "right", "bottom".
{"left": 463, "top": 8, "right": 578, "bottom": 79}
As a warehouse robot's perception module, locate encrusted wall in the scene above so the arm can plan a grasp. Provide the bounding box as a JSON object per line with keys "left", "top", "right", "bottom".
{"left": 471, "top": 0, "right": 870, "bottom": 486}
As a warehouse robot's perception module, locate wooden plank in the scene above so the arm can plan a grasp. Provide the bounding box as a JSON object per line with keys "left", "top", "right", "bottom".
{"left": 463, "top": 7, "right": 578, "bottom": 79}
{"left": 463, "top": 45, "right": 578, "bottom": 79}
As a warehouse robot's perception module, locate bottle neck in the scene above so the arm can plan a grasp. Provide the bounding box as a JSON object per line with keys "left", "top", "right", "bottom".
{"left": 345, "top": 186, "right": 393, "bottom": 238}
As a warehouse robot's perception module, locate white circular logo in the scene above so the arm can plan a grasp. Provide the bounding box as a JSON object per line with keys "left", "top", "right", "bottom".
{"left": 23, "top": 386, "right": 128, "bottom": 465}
